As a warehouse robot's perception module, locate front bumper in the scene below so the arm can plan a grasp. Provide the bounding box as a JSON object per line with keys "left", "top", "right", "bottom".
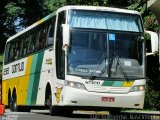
{"left": 60, "top": 86, "right": 145, "bottom": 109}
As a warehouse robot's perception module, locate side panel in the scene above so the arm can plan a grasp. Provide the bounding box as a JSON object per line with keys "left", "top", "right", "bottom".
{"left": 26, "top": 52, "right": 44, "bottom": 105}
{"left": 2, "top": 58, "right": 28, "bottom": 105}
{"left": 17, "top": 55, "right": 33, "bottom": 105}
{"left": 36, "top": 48, "right": 55, "bottom": 105}
{"left": 2, "top": 48, "right": 54, "bottom": 106}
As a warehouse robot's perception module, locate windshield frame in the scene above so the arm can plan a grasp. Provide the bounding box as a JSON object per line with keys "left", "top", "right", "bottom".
{"left": 66, "top": 28, "right": 145, "bottom": 80}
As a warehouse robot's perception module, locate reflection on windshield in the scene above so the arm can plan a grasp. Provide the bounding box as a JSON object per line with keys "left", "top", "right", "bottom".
{"left": 108, "top": 33, "right": 143, "bottom": 79}
{"left": 67, "top": 29, "right": 144, "bottom": 79}
{"left": 68, "top": 30, "right": 108, "bottom": 77}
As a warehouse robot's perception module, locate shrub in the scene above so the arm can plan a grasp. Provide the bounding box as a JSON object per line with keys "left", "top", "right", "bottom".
{"left": 145, "top": 55, "right": 160, "bottom": 110}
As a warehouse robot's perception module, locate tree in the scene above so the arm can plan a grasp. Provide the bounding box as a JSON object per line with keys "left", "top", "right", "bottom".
{"left": 0, "top": 0, "right": 17, "bottom": 53}
{"left": 0, "top": 0, "right": 50, "bottom": 54}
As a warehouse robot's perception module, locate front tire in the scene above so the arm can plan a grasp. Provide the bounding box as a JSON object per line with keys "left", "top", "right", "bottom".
{"left": 49, "top": 94, "right": 59, "bottom": 116}
{"left": 47, "top": 88, "right": 73, "bottom": 116}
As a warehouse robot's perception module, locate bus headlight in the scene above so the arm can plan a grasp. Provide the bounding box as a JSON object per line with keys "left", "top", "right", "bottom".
{"left": 65, "top": 80, "right": 86, "bottom": 90}
{"left": 130, "top": 85, "right": 145, "bottom": 92}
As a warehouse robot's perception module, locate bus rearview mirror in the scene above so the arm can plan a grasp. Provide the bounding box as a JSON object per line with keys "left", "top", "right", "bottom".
{"left": 145, "top": 31, "right": 158, "bottom": 56}
{"left": 62, "top": 24, "right": 70, "bottom": 50}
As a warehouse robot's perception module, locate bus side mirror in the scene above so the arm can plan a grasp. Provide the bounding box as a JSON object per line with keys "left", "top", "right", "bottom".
{"left": 62, "top": 24, "right": 70, "bottom": 51}
{"left": 145, "top": 31, "right": 158, "bottom": 56}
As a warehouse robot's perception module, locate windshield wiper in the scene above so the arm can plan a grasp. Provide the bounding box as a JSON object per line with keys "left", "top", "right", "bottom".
{"left": 89, "top": 52, "right": 108, "bottom": 80}
{"left": 114, "top": 55, "right": 129, "bottom": 81}
{"left": 99, "top": 53, "right": 129, "bottom": 81}
{"left": 89, "top": 51, "right": 129, "bottom": 81}
{"left": 108, "top": 53, "right": 114, "bottom": 78}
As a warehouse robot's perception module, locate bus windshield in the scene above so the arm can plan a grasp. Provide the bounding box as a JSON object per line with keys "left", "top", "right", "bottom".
{"left": 67, "top": 29, "right": 144, "bottom": 79}
{"left": 67, "top": 10, "right": 144, "bottom": 79}
{"left": 69, "top": 10, "right": 143, "bottom": 32}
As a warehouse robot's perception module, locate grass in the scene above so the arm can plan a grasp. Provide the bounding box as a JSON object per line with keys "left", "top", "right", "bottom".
{"left": 0, "top": 54, "right": 3, "bottom": 62}
{"left": 0, "top": 64, "right": 2, "bottom": 73}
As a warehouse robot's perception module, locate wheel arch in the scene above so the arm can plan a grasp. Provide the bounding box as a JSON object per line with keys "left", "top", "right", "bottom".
{"left": 45, "top": 82, "right": 52, "bottom": 105}
{"left": 12, "top": 87, "right": 17, "bottom": 99}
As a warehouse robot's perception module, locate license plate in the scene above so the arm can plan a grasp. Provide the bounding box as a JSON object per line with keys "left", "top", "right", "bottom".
{"left": 101, "top": 97, "right": 115, "bottom": 102}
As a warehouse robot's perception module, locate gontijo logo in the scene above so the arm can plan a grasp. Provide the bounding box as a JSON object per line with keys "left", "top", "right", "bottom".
{"left": 3, "top": 62, "right": 24, "bottom": 75}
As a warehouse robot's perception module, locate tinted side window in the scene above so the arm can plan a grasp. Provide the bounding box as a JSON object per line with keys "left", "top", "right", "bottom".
{"left": 4, "top": 43, "right": 10, "bottom": 63}
{"left": 4, "top": 15, "right": 57, "bottom": 64}
{"left": 6, "top": 39, "right": 21, "bottom": 62}
{"left": 38, "top": 25, "right": 47, "bottom": 50}
{"left": 46, "top": 17, "right": 56, "bottom": 47}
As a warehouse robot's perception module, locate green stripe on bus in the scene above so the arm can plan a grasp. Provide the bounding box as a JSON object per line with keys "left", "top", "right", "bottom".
{"left": 26, "top": 54, "right": 38, "bottom": 105}
{"left": 112, "top": 81, "right": 123, "bottom": 87}
{"left": 26, "top": 51, "right": 44, "bottom": 105}
{"left": 102, "top": 81, "right": 114, "bottom": 86}
{"left": 31, "top": 52, "right": 44, "bottom": 104}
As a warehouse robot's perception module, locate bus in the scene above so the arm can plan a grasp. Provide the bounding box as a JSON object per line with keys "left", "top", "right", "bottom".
{"left": 2, "top": 6, "right": 146, "bottom": 115}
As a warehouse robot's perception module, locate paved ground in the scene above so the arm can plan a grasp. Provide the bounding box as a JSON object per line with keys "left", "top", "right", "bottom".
{"left": 0, "top": 109, "right": 159, "bottom": 120}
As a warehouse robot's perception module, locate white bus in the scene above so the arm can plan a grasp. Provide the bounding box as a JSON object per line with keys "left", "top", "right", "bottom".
{"left": 2, "top": 6, "right": 146, "bottom": 115}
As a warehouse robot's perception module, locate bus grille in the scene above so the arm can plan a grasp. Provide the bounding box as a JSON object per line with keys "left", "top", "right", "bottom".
{"left": 85, "top": 85, "right": 130, "bottom": 93}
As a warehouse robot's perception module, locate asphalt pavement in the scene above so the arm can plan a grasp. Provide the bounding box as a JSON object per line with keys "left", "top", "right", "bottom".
{"left": 0, "top": 109, "right": 159, "bottom": 120}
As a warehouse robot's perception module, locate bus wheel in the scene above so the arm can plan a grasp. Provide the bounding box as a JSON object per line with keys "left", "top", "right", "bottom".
{"left": 10, "top": 92, "right": 17, "bottom": 112}
{"left": 109, "top": 108, "right": 121, "bottom": 115}
{"left": 49, "top": 94, "right": 57, "bottom": 116}
{"left": 8, "top": 90, "right": 11, "bottom": 108}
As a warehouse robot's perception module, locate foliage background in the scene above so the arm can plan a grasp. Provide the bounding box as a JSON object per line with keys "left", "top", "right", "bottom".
{"left": 0, "top": 0, "right": 159, "bottom": 110}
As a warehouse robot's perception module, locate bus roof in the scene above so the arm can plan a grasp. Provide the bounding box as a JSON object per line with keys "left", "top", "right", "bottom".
{"left": 7, "top": 5, "right": 141, "bottom": 43}
{"left": 58, "top": 5, "right": 140, "bottom": 15}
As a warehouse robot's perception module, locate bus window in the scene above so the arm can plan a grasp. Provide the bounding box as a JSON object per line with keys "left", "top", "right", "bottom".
{"left": 19, "top": 36, "right": 24, "bottom": 57}
{"left": 14, "top": 40, "right": 21, "bottom": 59}
{"left": 9, "top": 40, "right": 20, "bottom": 62}
{"left": 9, "top": 42, "right": 16, "bottom": 61}
{"left": 46, "top": 25, "right": 54, "bottom": 47}
{"left": 46, "top": 17, "right": 55, "bottom": 47}
{"left": 39, "top": 30, "right": 45, "bottom": 50}
{"left": 28, "top": 32, "right": 37, "bottom": 53}
{"left": 4, "top": 43, "right": 10, "bottom": 63}
{"left": 23, "top": 36, "right": 30, "bottom": 56}
{"left": 38, "top": 26, "right": 47, "bottom": 50}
